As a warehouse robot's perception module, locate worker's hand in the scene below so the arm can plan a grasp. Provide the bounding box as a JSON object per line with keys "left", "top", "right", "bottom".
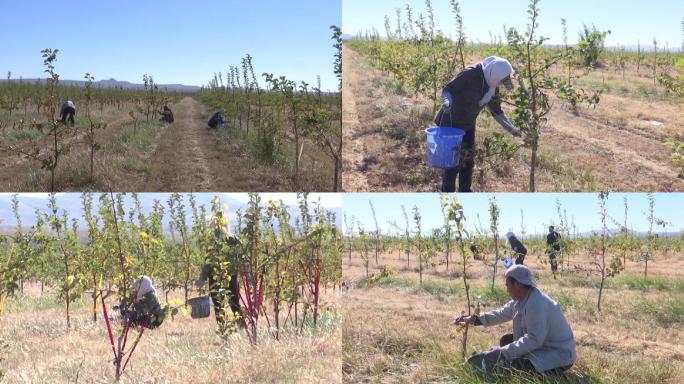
{"left": 441, "top": 90, "right": 452, "bottom": 110}
{"left": 452, "top": 314, "right": 477, "bottom": 325}
{"left": 484, "top": 347, "right": 502, "bottom": 363}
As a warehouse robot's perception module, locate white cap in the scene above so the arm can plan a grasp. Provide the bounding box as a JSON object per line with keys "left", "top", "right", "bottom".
{"left": 505, "top": 264, "right": 535, "bottom": 287}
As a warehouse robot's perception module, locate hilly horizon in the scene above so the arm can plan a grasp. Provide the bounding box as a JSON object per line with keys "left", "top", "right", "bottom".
{"left": 0, "top": 193, "right": 343, "bottom": 237}
{"left": 0, "top": 77, "right": 201, "bottom": 93}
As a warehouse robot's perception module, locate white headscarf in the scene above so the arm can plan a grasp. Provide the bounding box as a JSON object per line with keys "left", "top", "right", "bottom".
{"left": 505, "top": 231, "right": 516, "bottom": 240}
{"left": 479, "top": 56, "right": 513, "bottom": 107}
{"left": 132, "top": 275, "right": 155, "bottom": 297}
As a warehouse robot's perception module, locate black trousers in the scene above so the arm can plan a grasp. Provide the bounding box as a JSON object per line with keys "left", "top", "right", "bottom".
{"left": 209, "top": 273, "right": 241, "bottom": 326}
{"left": 441, "top": 128, "right": 475, "bottom": 192}
{"left": 549, "top": 250, "right": 559, "bottom": 272}
{"left": 60, "top": 107, "right": 75, "bottom": 125}
{"left": 515, "top": 253, "right": 526, "bottom": 265}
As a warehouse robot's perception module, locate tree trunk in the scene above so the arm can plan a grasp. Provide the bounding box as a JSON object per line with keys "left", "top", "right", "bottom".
{"left": 529, "top": 143, "right": 538, "bottom": 192}
{"left": 492, "top": 233, "right": 499, "bottom": 289}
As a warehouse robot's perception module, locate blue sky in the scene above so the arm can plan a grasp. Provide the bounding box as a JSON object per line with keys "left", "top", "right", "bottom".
{"left": 1, "top": 0, "right": 341, "bottom": 90}
{"left": 0, "top": 193, "right": 342, "bottom": 229}
{"left": 342, "top": 193, "right": 684, "bottom": 236}
{"left": 1, "top": 193, "right": 680, "bottom": 236}
{"left": 343, "top": 0, "right": 684, "bottom": 50}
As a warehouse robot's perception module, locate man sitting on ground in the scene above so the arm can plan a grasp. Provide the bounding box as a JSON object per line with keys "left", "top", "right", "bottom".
{"left": 453, "top": 265, "right": 576, "bottom": 375}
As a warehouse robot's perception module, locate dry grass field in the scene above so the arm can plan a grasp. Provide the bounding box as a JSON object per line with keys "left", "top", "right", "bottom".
{"left": 0, "top": 97, "right": 334, "bottom": 192}
{"left": 342, "top": 247, "right": 684, "bottom": 383}
{"left": 1, "top": 286, "right": 341, "bottom": 383}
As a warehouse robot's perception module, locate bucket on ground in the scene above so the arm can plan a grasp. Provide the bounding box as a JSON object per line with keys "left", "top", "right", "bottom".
{"left": 187, "top": 296, "right": 211, "bottom": 319}
{"left": 425, "top": 127, "right": 466, "bottom": 169}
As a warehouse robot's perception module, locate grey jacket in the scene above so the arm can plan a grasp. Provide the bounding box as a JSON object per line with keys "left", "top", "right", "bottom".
{"left": 478, "top": 287, "right": 576, "bottom": 372}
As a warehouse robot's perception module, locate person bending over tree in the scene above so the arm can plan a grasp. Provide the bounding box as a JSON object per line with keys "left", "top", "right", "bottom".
{"left": 197, "top": 228, "right": 244, "bottom": 331}
{"left": 59, "top": 100, "right": 76, "bottom": 126}
{"left": 434, "top": 56, "right": 521, "bottom": 192}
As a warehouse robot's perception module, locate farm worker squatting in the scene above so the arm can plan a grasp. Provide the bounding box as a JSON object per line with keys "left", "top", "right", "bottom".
{"left": 434, "top": 56, "right": 522, "bottom": 192}
{"left": 60, "top": 100, "right": 76, "bottom": 126}
{"left": 119, "top": 275, "right": 168, "bottom": 329}
{"left": 159, "top": 105, "right": 174, "bottom": 123}
{"left": 453, "top": 264, "right": 576, "bottom": 375}
{"left": 207, "top": 108, "right": 225, "bottom": 129}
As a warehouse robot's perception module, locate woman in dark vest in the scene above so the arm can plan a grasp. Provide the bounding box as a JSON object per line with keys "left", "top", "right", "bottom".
{"left": 505, "top": 231, "right": 527, "bottom": 265}
{"left": 197, "top": 230, "right": 243, "bottom": 330}
{"left": 434, "top": 56, "right": 521, "bottom": 192}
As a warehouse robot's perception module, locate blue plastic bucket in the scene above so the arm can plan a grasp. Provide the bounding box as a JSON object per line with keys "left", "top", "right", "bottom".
{"left": 425, "top": 127, "right": 466, "bottom": 169}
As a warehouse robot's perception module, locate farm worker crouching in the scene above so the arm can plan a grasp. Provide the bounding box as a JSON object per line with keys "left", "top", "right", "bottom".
{"left": 453, "top": 265, "right": 576, "bottom": 375}
{"left": 196, "top": 228, "right": 244, "bottom": 330}
{"left": 546, "top": 226, "right": 561, "bottom": 274}
{"left": 122, "top": 275, "right": 168, "bottom": 329}
{"left": 159, "top": 105, "right": 174, "bottom": 123}
{"left": 59, "top": 100, "right": 76, "bottom": 126}
{"left": 505, "top": 231, "right": 527, "bottom": 265}
{"left": 207, "top": 108, "right": 225, "bottom": 129}
{"left": 434, "top": 56, "right": 522, "bottom": 192}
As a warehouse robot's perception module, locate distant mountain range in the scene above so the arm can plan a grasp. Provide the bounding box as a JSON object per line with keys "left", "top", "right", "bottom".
{"left": 0, "top": 78, "right": 201, "bottom": 93}
{"left": 0, "top": 193, "right": 342, "bottom": 238}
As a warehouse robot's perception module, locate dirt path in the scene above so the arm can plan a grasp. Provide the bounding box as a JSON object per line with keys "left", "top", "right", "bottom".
{"left": 143, "top": 97, "right": 281, "bottom": 191}
{"left": 145, "top": 97, "right": 214, "bottom": 190}
{"left": 342, "top": 45, "right": 370, "bottom": 191}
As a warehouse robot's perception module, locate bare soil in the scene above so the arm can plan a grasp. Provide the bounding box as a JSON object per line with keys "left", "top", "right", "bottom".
{"left": 142, "top": 97, "right": 283, "bottom": 191}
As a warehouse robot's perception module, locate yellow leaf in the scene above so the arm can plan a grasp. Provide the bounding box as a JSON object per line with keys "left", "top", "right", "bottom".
{"left": 168, "top": 298, "right": 184, "bottom": 306}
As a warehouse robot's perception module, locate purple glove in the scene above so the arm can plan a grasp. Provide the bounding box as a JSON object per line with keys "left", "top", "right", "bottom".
{"left": 484, "top": 347, "right": 502, "bottom": 364}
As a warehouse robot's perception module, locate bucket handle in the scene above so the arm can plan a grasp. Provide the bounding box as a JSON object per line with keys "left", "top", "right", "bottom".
{"left": 437, "top": 101, "right": 454, "bottom": 131}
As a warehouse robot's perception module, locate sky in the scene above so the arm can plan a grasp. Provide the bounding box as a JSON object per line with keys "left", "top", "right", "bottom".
{"left": 342, "top": 0, "right": 684, "bottom": 50}
{"left": 342, "top": 193, "right": 684, "bottom": 236}
{"left": 0, "top": 0, "right": 341, "bottom": 90}
{"left": 1, "top": 192, "right": 680, "bottom": 236}
{"left": 0, "top": 193, "right": 342, "bottom": 229}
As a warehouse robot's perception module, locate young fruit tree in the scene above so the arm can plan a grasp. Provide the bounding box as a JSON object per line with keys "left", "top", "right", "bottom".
{"left": 489, "top": 196, "right": 500, "bottom": 289}
{"left": 594, "top": 192, "right": 621, "bottom": 312}
{"left": 446, "top": 196, "right": 473, "bottom": 359}
{"left": 506, "top": 0, "right": 601, "bottom": 191}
